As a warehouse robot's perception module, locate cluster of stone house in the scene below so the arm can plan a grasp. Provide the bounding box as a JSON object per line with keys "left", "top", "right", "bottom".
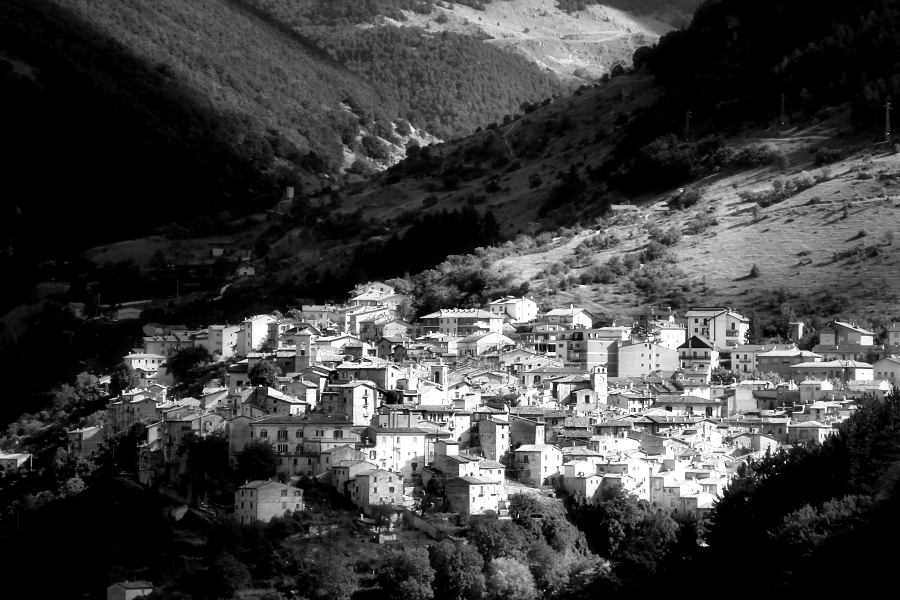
{"left": 77, "top": 287, "right": 900, "bottom": 523}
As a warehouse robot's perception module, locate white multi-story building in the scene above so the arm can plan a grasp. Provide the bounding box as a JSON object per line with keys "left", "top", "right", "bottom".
{"left": 488, "top": 296, "right": 539, "bottom": 324}
{"left": 684, "top": 307, "right": 749, "bottom": 348}
{"left": 236, "top": 314, "right": 276, "bottom": 356}
{"left": 419, "top": 309, "right": 504, "bottom": 336}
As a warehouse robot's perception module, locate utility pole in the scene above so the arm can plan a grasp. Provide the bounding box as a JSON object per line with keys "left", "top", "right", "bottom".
{"left": 780, "top": 93, "right": 786, "bottom": 127}
{"left": 684, "top": 110, "right": 692, "bottom": 141}
{"left": 886, "top": 100, "right": 893, "bottom": 143}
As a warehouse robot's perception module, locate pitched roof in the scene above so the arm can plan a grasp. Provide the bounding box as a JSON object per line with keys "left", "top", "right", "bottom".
{"left": 240, "top": 480, "right": 288, "bottom": 489}
{"left": 111, "top": 582, "right": 154, "bottom": 590}
{"left": 515, "top": 444, "right": 559, "bottom": 452}
{"left": 252, "top": 415, "right": 353, "bottom": 425}
{"left": 451, "top": 476, "right": 501, "bottom": 485}
{"left": 655, "top": 394, "right": 722, "bottom": 405}
{"left": 794, "top": 360, "right": 873, "bottom": 368}
{"left": 831, "top": 321, "right": 875, "bottom": 335}
{"left": 544, "top": 307, "right": 594, "bottom": 317}
{"left": 678, "top": 335, "right": 717, "bottom": 350}
{"left": 371, "top": 427, "right": 430, "bottom": 434}
{"left": 757, "top": 349, "right": 821, "bottom": 358}
{"left": 421, "top": 308, "right": 495, "bottom": 319}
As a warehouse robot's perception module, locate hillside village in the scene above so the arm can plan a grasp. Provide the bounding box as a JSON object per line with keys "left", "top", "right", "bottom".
{"left": 51, "top": 279, "right": 900, "bottom": 535}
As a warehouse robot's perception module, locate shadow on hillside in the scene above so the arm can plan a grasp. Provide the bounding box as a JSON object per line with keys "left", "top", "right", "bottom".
{"left": 0, "top": 0, "right": 288, "bottom": 262}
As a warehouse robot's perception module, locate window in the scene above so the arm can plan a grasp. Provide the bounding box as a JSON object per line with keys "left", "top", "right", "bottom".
{"left": 260, "top": 430, "right": 268, "bottom": 438}
{"left": 278, "top": 444, "right": 288, "bottom": 453}
{"left": 281, "top": 489, "right": 288, "bottom": 497}
{"left": 294, "top": 490, "right": 301, "bottom": 496}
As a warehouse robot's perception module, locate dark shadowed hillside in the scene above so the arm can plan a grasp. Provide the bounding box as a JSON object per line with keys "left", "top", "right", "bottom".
{"left": 0, "top": 0, "right": 564, "bottom": 312}
{"left": 609, "top": 0, "right": 900, "bottom": 182}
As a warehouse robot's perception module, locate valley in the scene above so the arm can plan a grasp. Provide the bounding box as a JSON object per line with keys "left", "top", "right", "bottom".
{"left": 3, "top": 2, "right": 900, "bottom": 599}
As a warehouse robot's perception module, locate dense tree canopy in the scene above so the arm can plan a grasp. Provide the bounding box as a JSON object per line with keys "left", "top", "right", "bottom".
{"left": 428, "top": 541, "right": 486, "bottom": 600}
{"left": 248, "top": 359, "right": 283, "bottom": 387}
{"left": 247, "top": 0, "right": 561, "bottom": 140}
{"left": 109, "top": 363, "right": 140, "bottom": 397}
{"left": 376, "top": 548, "right": 436, "bottom": 600}
{"left": 235, "top": 438, "right": 278, "bottom": 483}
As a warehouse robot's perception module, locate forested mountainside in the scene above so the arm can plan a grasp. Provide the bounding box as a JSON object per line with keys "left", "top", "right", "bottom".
{"left": 0, "top": 0, "right": 561, "bottom": 312}
{"left": 244, "top": 0, "right": 562, "bottom": 141}
{"left": 603, "top": 0, "right": 900, "bottom": 188}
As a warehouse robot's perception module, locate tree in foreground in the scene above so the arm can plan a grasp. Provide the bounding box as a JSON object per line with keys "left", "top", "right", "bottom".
{"left": 249, "top": 358, "right": 282, "bottom": 387}
{"left": 376, "top": 548, "right": 435, "bottom": 600}
{"left": 109, "top": 363, "right": 140, "bottom": 396}
{"left": 467, "top": 514, "right": 530, "bottom": 562}
{"left": 485, "top": 557, "right": 537, "bottom": 600}
{"left": 206, "top": 551, "right": 251, "bottom": 599}
{"left": 428, "top": 541, "right": 485, "bottom": 600}
{"left": 295, "top": 553, "right": 357, "bottom": 600}
{"left": 235, "top": 438, "right": 277, "bottom": 483}
{"left": 168, "top": 346, "right": 212, "bottom": 382}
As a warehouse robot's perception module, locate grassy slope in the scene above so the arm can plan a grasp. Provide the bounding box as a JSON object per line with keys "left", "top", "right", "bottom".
{"left": 400, "top": 0, "right": 669, "bottom": 81}
{"left": 497, "top": 119, "right": 900, "bottom": 322}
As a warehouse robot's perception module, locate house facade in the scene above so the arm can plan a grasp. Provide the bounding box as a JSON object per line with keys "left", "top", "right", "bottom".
{"left": 488, "top": 296, "right": 539, "bottom": 323}
{"left": 684, "top": 308, "right": 749, "bottom": 348}
{"left": 234, "top": 480, "right": 303, "bottom": 524}
{"left": 618, "top": 342, "right": 679, "bottom": 378}
{"left": 513, "top": 444, "right": 562, "bottom": 486}
{"left": 419, "top": 309, "right": 504, "bottom": 336}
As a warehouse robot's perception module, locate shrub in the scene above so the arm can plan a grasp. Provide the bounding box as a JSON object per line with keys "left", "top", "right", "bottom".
{"left": 648, "top": 225, "right": 682, "bottom": 246}
{"left": 685, "top": 211, "right": 717, "bottom": 235}
{"left": 423, "top": 195, "right": 439, "bottom": 207}
{"left": 361, "top": 135, "right": 390, "bottom": 160}
{"left": 640, "top": 241, "right": 669, "bottom": 263}
{"left": 622, "top": 254, "right": 640, "bottom": 271}
{"left": 815, "top": 167, "right": 833, "bottom": 182}
{"left": 773, "top": 150, "right": 790, "bottom": 170}
{"left": 668, "top": 186, "right": 702, "bottom": 210}
{"left": 395, "top": 118, "right": 412, "bottom": 136}
{"left": 749, "top": 263, "right": 761, "bottom": 277}
{"left": 815, "top": 148, "right": 843, "bottom": 165}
